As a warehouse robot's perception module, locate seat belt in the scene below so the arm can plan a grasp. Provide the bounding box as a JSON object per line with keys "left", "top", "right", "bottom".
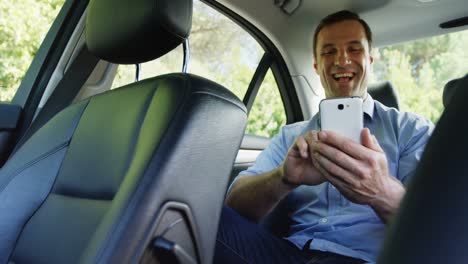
{"left": 13, "top": 46, "right": 100, "bottom": 153}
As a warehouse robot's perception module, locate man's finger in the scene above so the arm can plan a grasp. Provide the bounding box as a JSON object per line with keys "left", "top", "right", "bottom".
{"left": 315, "top": 161, "right": 362, "bottom": 203}
{"left": 312, "top": 155, "right": 363, "bottom": 202}
{"left": 294, "top": 135, "right": 309, "bottom": 158}
{"left": 361, "top": 128, "right": 383, "bottom": 152}
{"left": 319, "top": 130, "right": 373, "bottom": 160}
{"left": 314, "top": 152, "right": 359, "bottom": 187}
{"left": 305, "top": 131, "right": 319, "bottom": 152}
{"left": 372, "top": 135, "right": 383, "bottom": 152}
{"left": 361, "top": 128, "right": 373, "bottom": 149}
{"left": 316, "top": 159, "right": 349, "bottom": 192}
{"left": 314, "top": 141, "right": 364, "bottom": 176}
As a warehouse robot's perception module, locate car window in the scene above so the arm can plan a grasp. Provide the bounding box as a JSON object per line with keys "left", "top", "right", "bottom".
{"left": 246, "top": 69, "right": 286, "bottom": 137}
{"left": 0, "top": 0, "right": 65, "bottom": 102}
{"left": 112, "top": 0, "right": 264, "bottom": 100}
{"left": 188, "top": 0, "right": 264, "bottom": 99}
{"left": 371, "top": 29, "right": 468, "bottom": 123}
{"left": 111, "top": 0, "right": 287, "bottom": 139}
{"left": 111, "top": 45, "right": 184, "bottom": 89}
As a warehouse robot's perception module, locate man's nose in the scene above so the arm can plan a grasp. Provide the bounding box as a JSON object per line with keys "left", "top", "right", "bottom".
{"left": 334, "top": 51, "right": 351, "bottom": 66}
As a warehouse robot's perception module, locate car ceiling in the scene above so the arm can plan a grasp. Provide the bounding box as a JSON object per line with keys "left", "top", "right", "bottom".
{"left": 212, "top": 0, "right": 468, "bottom": 117}
{"left": 216, "top": 0, "right": 468, "bottom": 48}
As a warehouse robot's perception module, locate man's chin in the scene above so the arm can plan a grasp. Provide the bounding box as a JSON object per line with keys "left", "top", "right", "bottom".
{"left": 334, "top": 85, "right": 356, "bottom": 97}
{"left": 324, "top": 80, "right": 365, "bottom": 98}
{"left": 341, "top": 83, "right": 368, "bottom": 97}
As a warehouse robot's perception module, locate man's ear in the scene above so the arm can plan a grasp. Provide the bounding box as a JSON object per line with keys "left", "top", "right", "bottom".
{"left": 369, "top": 55, "right": 374, "bottom": 65}
{"left": 314, "top": 61, "right": 318, "bottom": 73}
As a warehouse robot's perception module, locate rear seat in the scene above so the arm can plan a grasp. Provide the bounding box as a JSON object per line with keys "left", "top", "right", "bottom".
{"left": 368, "top": 81, "right": 400, "bottom": 110}
{"left": 442, "top": 76, "right": 465, "bottom": 108}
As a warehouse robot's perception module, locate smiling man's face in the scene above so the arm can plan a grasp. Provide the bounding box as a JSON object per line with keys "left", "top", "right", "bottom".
{"left": 314, "top": 20, "right": 373, "bottom": 98}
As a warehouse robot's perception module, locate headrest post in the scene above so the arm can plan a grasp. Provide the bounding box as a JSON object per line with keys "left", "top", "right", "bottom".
{"left": 183, "top": 39, "right": 190, "bottom": 73}
{"left": 135, "top": 64, "right": 141, "bottom": 82}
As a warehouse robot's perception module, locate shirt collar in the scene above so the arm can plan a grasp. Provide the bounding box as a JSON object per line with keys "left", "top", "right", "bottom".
{"left": 363, "top": 93, "right": 375, "bottom": 120}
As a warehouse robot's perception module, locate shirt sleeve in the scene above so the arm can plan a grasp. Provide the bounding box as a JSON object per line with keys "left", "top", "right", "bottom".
{"left": 228, "top": 121, "right": 312, "bottom": 191}
{"left": 238, "top": 127, "right": 290, "bottom": 177}
{"left": 398, "top": 114, "right": 435, "bottom": 184}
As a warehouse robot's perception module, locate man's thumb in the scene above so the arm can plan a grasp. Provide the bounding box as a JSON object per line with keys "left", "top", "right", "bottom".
{"left": 361, "top": 128, "right": 381, "bottom": 151}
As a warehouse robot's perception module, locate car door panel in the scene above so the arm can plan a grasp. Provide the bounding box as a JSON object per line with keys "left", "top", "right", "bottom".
{"left": 231, "top": 134, "right": 271, "bottom": 184}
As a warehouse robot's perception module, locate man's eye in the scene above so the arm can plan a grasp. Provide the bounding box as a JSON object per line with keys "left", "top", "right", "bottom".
{"left": 349, "top": 47, "right": 363, "bottom": 53}
{"left": 321, "top": 50, "right": 335, "bottom": 55}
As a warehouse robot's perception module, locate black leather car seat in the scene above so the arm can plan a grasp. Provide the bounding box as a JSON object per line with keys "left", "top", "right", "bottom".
{"left": 368, "top": 81, "right": 400, "bottom": 110}
{"left": 378, "top": 74, "right": 468, "bottom": 263}
{"left": 0, "top": 0, "right": 247, "bottom": 263}
{"left": 442, "top": 76, "right": 462, "bottom": 108}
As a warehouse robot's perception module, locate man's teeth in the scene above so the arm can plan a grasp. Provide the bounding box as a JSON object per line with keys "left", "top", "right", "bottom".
{"left": 333, "top": 73, "right": 354, "bottom": 78}
{"left": 333, "top": 73, "right": 355, "bottom": 81}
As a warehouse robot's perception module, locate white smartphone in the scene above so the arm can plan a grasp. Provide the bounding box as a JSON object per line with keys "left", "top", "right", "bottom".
{"left": 319, "top": 97, "right": 364, "bottom": 144}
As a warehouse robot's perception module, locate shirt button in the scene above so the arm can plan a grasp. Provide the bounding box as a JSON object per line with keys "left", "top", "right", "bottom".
{"left": 321, "top": 218, "right": 328, "bottom": 223}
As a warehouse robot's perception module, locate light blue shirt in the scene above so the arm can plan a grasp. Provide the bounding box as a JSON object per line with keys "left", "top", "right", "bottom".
{"left": 236, "top": 95, "right": 434, "bottom": 263}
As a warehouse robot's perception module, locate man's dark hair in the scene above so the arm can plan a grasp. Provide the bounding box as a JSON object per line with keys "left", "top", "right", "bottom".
{"left": 313, "top": 10, "right": 373, "bottom": 59}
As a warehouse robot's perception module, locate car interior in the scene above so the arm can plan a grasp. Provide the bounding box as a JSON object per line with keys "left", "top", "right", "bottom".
{"left": 1, "top": 0, "right": 246, "bottom": 263}
{"left": 0, "top": 0, "right": 467, "bottom": 263}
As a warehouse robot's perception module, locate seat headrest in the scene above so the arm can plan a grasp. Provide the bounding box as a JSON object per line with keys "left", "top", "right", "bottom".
{"left": 86, "top": 0, "right": 193, "bottom": 64}
{"left": 443, "top": 77, "right": 464, "bottom": 108}
{"left": 368, "top": 81, "right": 400, "bottom": 110}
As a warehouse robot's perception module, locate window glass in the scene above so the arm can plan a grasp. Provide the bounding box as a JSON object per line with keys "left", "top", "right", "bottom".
{"left": 246, "top": 69, "right": 286, "bottom": 137}
{"left": 0, "top": 0, "right": 65, "bottom": 102}
{"left": 371, "top": 29, "right": 468, "bottom": 123}
{"left": 188, "top": 0, "right": 264, "bottom": 99}
{"left": 111, "top": 45, "right": 183, "bottom": 89}
{"left": 112, "top": 0, "right": 264, "bottom": 100}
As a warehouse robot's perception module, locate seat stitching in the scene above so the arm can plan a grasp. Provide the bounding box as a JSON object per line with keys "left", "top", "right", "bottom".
{"left": 192, "top": 90, "right": 247, "bottom": 113}
{"left": 0, "top": 142, "right": 69, "bottom": 192}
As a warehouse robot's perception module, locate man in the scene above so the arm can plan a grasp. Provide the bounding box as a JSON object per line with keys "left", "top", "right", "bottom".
{"left": 214, "top": 10, "right": 433, "bottom": 264}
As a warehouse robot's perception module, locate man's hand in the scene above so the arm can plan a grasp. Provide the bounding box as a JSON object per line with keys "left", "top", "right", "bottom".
{"left": 226, "top": 131, "right": 327, "bottom": 221}
{"left": 311, "top": 128, "right": 405, "bottom": 223}
{"left": 281, "top": 131, "right": 326, "bottom": 187}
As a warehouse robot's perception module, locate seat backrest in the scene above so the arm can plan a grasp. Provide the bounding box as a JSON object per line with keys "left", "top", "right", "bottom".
{"left": 368, "top": 81, "right": 400, "bottom": 110}
{"left": 378, "top": 74, "right": 468, "bottom": 263}
{"left": 442, "top": 77, "right": 462, "bottom": 108}
{"left": 0, "top": 0, "right": 247, "bottom": 263}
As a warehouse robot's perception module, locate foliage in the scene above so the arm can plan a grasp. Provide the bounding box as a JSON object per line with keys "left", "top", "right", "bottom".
{"left": 246, "top": 70, "right": 286, "bottom": 137}
{"left": 372, "top": 31, "right": 468, "bottom": 123}
{"left": 0, "top": 0, "right": 64, "bottom": 101}
{"left": 188, "top": 1, "right": 284, "bottom": 137}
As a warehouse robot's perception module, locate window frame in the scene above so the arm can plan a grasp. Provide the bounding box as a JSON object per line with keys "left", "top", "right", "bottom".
{"left": 11, "top": 0, "right": 89, "bottom": 141}
{"left": 242, "top": 53, "right": 273, "bottom": 114}
{"left": 203, "top": 0, "right": 304, "bottom": 126}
